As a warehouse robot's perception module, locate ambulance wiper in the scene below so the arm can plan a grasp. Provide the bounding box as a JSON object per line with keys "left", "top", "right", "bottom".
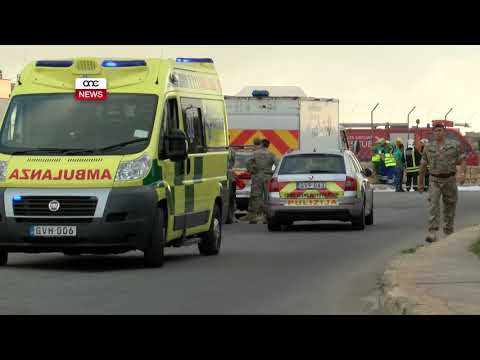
{"left": 11, "top": 148, "right": 71, "bottom": 155}
{"left": 95, "top": 138, "right": 149, "bottom": 152}
{"left": 62, "top": 139, "right": 148, "bottom": 155}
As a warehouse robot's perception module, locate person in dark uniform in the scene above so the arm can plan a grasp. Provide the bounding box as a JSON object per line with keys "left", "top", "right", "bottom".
{"left": 404, "top": 139, "right": 422, "bottom": 191}
{"left": 419, "top": 139, "right": 430, "bottom": 191}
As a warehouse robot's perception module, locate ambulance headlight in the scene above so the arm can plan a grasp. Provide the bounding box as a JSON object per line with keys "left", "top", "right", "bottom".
{"left": 115, "top": 154, "right": 151, "bottom": 181}
{"left": 0, "top": 161, "right": 8, "bottom": 181}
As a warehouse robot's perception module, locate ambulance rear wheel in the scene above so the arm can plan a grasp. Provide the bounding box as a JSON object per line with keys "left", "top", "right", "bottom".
{"left": 267, "top": 218, "right": 281, "bottom": 232}
{"left": 0, "top": 250, "right": 8, "bottom": 266}
{"left": 199, "top": 204, "right": 222, "bottom": 256}
{"left": 144, "top": 208, "right": 165, "bottom": 268}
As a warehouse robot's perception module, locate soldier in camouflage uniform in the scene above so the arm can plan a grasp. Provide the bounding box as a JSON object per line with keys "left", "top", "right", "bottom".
{"left": 418, "top": 123, "right": 467, "bottom": 243}
{"left": 246, "top": 138, "right": 278, "bottom": 224}
{"left": 242, "top": 138, "right": 262, "bottom": 222}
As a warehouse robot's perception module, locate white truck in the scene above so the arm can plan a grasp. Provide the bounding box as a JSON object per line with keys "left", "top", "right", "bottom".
{"left": 226, "top": 88, "right": 348, "bottom": 156}
{"left": 226, "top": 88, "right": 353, "bottom": 211}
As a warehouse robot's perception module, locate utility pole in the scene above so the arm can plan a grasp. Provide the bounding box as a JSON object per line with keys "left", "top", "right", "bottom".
{"left": 445, "top": 107, "right": 453, "bottom": 120}
{"left": 370, "top": 103, "right": 379, "bottom": 147}
{"left": 407, "top": 106, "right": 416, "bottom": 142}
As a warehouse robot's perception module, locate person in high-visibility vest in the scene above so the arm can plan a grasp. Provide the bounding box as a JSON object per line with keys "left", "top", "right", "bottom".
{"left": 371, "top": 139, "right": 382, "bottom": 180}
{"left": 383, "top": 141, "right": 397, "bottom": 184}
{"left": 377, "top": 139, "right": 388, "bottom": 183}
{"left": 405, "top": 139, "right": 422, "bottom": 191}
{"left": 393, "top": 139, "right": 405, "bottom": 192}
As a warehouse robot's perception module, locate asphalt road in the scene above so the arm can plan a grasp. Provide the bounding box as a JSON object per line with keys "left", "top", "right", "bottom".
{"left": 1, "top": 191, "right": 479, "bottom": 314}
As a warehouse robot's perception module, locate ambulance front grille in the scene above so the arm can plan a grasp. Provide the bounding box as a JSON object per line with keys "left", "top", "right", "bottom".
{"left": 27, "top": 158, "right": 62, "bottom": 163}
{"left": 75, "top": 60, "right": 98, "bottom": 73}
{"left": 67, "top": 158, "right": 103, "bottom": 163}
{"left": 13, "top": 196, "right": 98, "bottom": 217}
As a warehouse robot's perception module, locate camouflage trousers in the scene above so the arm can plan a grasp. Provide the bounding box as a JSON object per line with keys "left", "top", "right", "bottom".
{"left": 428, "top": 178, "right": 458, "bottom": 235}
{"left": 248, "top": 174, "right": 270, "bottom": 220}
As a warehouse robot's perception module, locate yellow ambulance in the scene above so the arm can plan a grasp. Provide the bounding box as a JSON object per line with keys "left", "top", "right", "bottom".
{"left": 0, "top": 57, "right": 230, "bottom": 267}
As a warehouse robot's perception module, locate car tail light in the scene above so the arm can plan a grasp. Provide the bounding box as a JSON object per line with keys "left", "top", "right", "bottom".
{"left": 345, "top": 176, "right": 357, "bottom": 191}
{"left": 269, "top": 177, "right": 280, "bottom": 192}
{"left": 234, "top": 178, "right": 246, "bottom": 190}
{"left": 237, "top": 171, "right": 251, "bottom": 180}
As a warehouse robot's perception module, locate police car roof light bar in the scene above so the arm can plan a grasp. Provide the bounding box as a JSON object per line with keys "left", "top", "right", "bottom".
{"left": 36, "top": 60, "right": 73, "bottom": 67}
{"left": 101, "top": 60, "right": 147, "bottom": 67}
{"left": 176, "top": 58, "right": 214, "bottom": 63}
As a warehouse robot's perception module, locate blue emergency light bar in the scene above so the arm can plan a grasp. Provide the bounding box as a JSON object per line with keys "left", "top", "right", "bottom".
{"left": 252, "top": 90, "right": 270, "bottom": 97}
{"left": 36, "top": 60, "right": 73, "bottom": 67}
{"left": 13, "top": 195, "right": 22, "bottom": 202}
{"left": 176, "top": 58, "right": 214, "bottom": 63}
{"left": 102, "top": 60, "right": 147, "bottom": 67}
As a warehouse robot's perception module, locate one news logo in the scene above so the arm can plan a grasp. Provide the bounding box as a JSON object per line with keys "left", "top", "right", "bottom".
{"left": 75, "top": 78, "right": 107, "bottom": 101}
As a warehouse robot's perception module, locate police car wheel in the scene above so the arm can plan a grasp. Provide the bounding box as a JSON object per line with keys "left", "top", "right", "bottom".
{"left": 0, "top": 250, "right": 8, "bottom": 266}
{"left": 199, "top": 204, "right": 222, "bottom": 256}
{"left": 144, "top": 208, "right": 166, "bottom": 268}
{"left": 352, "top": 202, "right": 366, "bottom": 230}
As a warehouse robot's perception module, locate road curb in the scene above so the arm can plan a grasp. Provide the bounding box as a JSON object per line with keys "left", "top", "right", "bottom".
{"left": 379, "top": 225, "right": 480, "bottom": 315}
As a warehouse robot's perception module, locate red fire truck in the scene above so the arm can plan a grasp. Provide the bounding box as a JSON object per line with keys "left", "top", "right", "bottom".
{"left": 345, "top": 120, "right": 479, "bottom": 166}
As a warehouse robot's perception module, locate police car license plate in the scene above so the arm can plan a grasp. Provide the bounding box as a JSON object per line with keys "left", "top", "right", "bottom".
{"left": 297, "top": 181, "right": 326, "bottom": 190}
{"left": 287, "top": 199, "right": 338, "bottom": 206}
{"left": 29, "top": 225, "right": 77, "bottom": 237}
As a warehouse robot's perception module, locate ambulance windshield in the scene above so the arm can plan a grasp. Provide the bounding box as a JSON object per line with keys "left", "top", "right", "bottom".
{"left": 0, "top": 93, "right": 158, "bottom": 155}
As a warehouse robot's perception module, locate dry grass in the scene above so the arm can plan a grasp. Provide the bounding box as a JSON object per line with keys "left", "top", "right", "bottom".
{"left": 470, "top": 239, "right": 480, "bottom": 258}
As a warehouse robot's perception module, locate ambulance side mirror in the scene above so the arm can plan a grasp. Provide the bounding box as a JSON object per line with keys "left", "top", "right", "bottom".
{"left": 167, "top": 129, "right": 189, "bottom": 162}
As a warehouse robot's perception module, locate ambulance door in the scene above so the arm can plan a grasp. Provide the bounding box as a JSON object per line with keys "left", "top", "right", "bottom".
{"left": 160, "top": 96, "right": 185, "bottom": 241}
{"left": 180, "top": 97, "right": 211, "bottom": 235}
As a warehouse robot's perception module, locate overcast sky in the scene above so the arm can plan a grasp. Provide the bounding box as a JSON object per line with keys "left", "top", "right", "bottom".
{"left": 1, "top": 45, "right": 479, "bottom": 131}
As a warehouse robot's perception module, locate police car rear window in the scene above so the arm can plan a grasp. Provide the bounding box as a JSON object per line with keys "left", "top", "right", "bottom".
{"left": 279, "top": 154, "right": 346, "bottom": 175}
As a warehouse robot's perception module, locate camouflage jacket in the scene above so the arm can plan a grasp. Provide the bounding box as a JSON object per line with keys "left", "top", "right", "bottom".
{"left": 247, "top": 148, "right": 277, "bottom": 177}
{"left": 227, "top": 148, "right": 236, "bottom": 182}
{"left": 420, "top": 139, "right": 465, "bottom": 175}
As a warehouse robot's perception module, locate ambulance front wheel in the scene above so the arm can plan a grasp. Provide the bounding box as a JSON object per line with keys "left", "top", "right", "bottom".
{"left": 199, "top": 204, "right": 222, "bottom": 256}
{"left": 0, "top": 250, "right": 8, "bottom": 266}
{"left": 144, "top": 208, "right": 166, "bottom": 268}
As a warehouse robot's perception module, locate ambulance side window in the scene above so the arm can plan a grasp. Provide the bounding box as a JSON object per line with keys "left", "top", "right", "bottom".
{"left": 181, "top": 98, "right": 205, "bottom": 154}
{"left": 159, "top": 97, "right": 179, "bottom": 159}
{"left": 2, "top": 102, "right": 23, "bottom": 145}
